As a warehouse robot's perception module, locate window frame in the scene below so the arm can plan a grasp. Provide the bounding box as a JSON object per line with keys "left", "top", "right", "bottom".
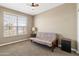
{"left": 3, "top": 12, "right": 27, "bottom": 37}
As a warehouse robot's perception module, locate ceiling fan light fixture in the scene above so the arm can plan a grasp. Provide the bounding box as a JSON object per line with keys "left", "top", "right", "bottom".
{"left": 26, "top": 3, "right": 39, "bottom": 10}
{"left": 31, "top": 3, "right": 39, "bottom": 7}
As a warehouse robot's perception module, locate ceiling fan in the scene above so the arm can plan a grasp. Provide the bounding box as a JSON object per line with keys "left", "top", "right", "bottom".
{"left": 31, "top": 3, "right": 39, "bottom": 7}
{"left": 26, "top": 3, "right": 39, "bottom": 10}
{"left": 26, "top": 3, "right": 39, "bottom": 7}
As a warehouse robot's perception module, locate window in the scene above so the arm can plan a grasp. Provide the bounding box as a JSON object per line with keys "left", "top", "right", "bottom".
{"left": 4, "top": 12, "right": 27, "bottom": 37}
{"left": 18, "top": 16, "right": 27, "bottom": 35}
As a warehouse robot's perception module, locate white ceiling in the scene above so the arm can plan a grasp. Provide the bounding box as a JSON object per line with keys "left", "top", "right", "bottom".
{"left": 0, "top": 3, "right": 63, "bottom": 15}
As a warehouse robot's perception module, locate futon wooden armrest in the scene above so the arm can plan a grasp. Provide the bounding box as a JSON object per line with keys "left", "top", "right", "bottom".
{"left": 51, "top": 39, "right": 58, "bottom": 51}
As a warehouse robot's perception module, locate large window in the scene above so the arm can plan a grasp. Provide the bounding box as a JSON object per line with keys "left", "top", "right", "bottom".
{"left": 18, "top": 15, "right": 27, "bottom": 35}
{"left": 4, "top": 12, "right": 27, "bottom": 37}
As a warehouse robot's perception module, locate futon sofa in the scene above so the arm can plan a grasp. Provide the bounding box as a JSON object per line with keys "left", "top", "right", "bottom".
{"left": 30, "top": 32, "right": 58, "bottom": 51}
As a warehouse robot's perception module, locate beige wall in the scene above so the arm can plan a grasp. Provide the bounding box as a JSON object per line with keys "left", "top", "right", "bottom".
{"left": 0, "top": 4, "right": 77, "bottom": 49}
{"left": 0, "top": 6, "right": 33, "bottom": 45}
{"left": 34, "top": 4, "right": 77, "bottom": 49}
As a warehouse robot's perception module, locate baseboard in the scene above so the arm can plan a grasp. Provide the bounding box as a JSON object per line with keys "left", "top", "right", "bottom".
{"left": 71, "top": 48, "right": 77, "bottom": 52}
{"left": 76, "top": 51, "right": 79, "bottom": 54}
{"left": 58, "top": 44, "right": 77, "bottom": 52}
{"left": 0, "top": 39, "right": 28, "bottom": 47}
{"left": 58, "top": 45, "right": 61, "bottom": 47}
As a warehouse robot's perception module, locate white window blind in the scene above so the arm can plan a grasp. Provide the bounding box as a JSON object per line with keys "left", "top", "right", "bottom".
{"left": 4, "top": 12, "right": 27, "bottom": 37}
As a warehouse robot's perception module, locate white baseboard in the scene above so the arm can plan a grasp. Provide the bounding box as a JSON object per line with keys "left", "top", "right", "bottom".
{"left": 76, "top": 51, "right": 79, "bottom": 54}
{"left": 71, "top": 48, "right": 77, "bottom": 52}
{"left": 0, "top": 39, "right": 28, "bottom": 47}
{"left": 58, "top": 45, "right": 61, "bottom": 47}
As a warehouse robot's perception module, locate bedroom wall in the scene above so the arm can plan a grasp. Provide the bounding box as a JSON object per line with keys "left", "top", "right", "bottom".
{"left": 34, "top": 4, "right": 77, "bottom": 49}
{"left": 0, "top": 6, "right": 34, "bottom": 45}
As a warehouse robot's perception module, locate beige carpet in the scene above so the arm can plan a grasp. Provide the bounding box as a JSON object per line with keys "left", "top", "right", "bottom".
{"left": 0, "top": 40, "right": 78, "bottom": 56}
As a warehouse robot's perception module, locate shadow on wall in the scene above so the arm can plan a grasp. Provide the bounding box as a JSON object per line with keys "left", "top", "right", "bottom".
{"left": 56, "top": 33, "right": 64, "bottom": 46}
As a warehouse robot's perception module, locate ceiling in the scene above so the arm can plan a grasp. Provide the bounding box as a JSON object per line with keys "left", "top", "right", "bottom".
{"left": 0, "top": 3, "right": 63, "bottom": 15}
